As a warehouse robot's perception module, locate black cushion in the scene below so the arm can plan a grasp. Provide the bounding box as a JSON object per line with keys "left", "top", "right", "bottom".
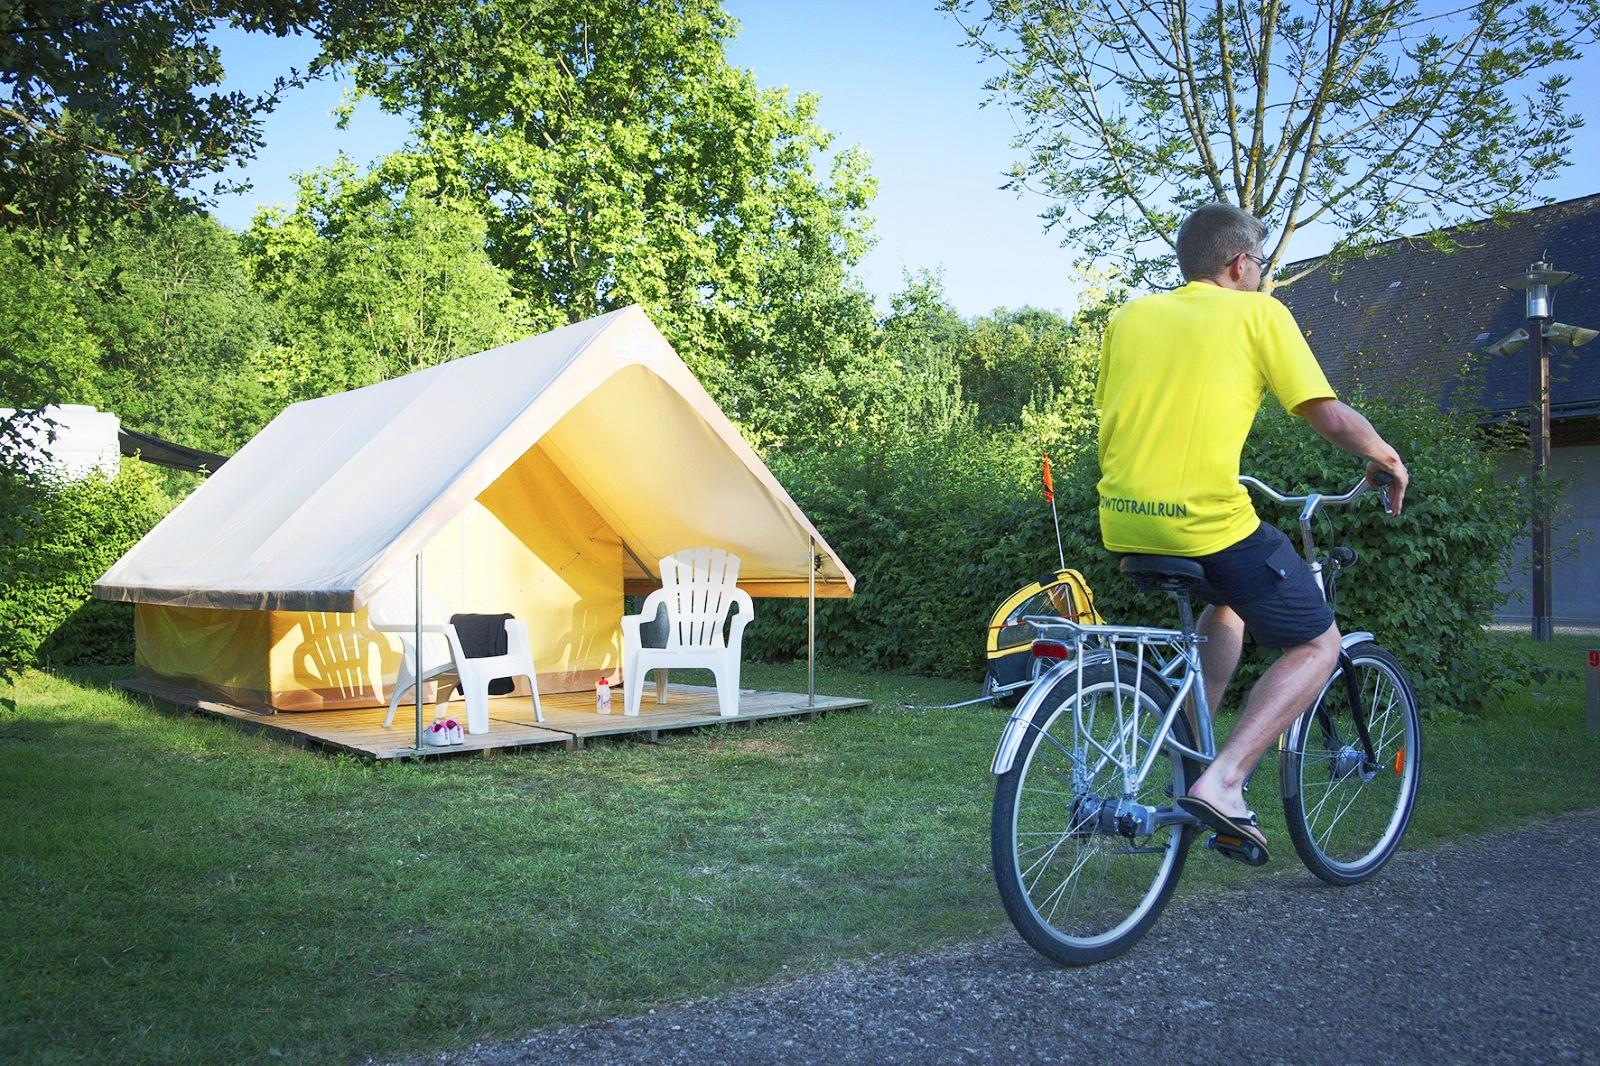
{"left": 450, "top": 612, "right": 515, "bottom": 695}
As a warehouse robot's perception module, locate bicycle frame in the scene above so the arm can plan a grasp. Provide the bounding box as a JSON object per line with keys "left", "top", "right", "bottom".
{"left": 990, "top": 473, "right": 1388, "bottom": 792}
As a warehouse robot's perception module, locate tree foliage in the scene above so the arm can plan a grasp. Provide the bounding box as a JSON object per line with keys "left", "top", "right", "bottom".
{"left": 745, "top": 278, "right": 1535, "bottom": 717}
{"left": 943, "top": 0, "right": 1600, "bottom": 288}
{"left": 0, "top": 0, "right": 392, "bottom": 237}
{"left": 242, "top": 158, "right": 530, "bottom": 402}
{"left": 77, "top": 214, "right": 274, "bottom": 452}
{"left": 1, "top": 216, "right": 276, "bottom": 455}
{"left": 0, "top": 232, "right": 102, "bottom": 407}
{"left": 329, "top": 0, "right": 881, "bottom": 449}
{"left": 962, "top": 305, "right": 1097, "bottom": 425}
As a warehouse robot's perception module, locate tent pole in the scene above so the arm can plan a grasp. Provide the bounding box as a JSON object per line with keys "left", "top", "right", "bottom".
{"left": 807, "top": 540, "right": 816, "bottom": 708}
{"left": 414, "top": 552, "right": 424, "bottom": 752}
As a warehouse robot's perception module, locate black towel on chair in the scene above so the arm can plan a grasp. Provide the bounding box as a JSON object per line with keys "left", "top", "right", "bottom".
{"left": 449, "top": 613, "right": 516, "bottom": 695}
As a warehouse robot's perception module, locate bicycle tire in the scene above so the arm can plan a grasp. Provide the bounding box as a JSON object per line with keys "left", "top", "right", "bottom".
{"left": 1280, "top": 641, "right": 1421, "bottom": 885}
{"left": 992, "top": 658, "right": 1199, "bottom": 965}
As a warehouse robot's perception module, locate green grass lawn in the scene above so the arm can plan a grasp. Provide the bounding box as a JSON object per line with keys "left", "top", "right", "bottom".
{"left": 3, "top": 634, "right": 1597, "bottom": 1063}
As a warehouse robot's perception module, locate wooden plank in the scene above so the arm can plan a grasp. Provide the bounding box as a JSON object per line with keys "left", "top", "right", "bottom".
{"left": 113, "top": 677, "right": 870, "bottom": 759}
{"left": 116, "top": 677, "right": 571, "bottom": 760}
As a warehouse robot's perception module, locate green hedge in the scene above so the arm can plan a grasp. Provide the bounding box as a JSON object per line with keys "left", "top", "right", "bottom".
{"left": 0, "top": 461, "right": 169, "bottom": 679}
{"left": 754, "top": 395, "right": 1532, "bottom": 716}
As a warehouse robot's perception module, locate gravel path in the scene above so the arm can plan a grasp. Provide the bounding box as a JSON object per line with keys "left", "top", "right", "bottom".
{"left": 418, "top": 811, "right": 1600, "bottom": 1064}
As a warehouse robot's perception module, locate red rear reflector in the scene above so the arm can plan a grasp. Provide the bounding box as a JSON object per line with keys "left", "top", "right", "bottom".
{"left": 1394, "top": 748, "right": 1406, "bottom": 774}
{"left": 1032, "top": 639, "right": 1072, "bottom": 659}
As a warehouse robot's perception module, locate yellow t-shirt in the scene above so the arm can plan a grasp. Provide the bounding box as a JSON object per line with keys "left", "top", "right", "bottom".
{"left": 1095, "top": 282, "right": 1335, "bottom": 556}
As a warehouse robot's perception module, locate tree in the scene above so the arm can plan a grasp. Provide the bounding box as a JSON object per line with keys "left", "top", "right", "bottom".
{"left": 943, "top": 0, "right": 1600, "bottom": 289}
{"left": 242, "top": 158, "right": 530, "bottom": 403}
{"left": 0, "top": 232, "right": 103, "bottom": 409}
{"left": 330, "top": 0, "right": 881, "bottom": 450}
{"left": 0, "top": 1, "right": 391, "bottom": 238}
{"left": 73, "top": 213, "right": 273, "bottom": 452}
{"left": 961, "top": 306, "right": 1085, "bottom": 426}
{"left": 875, "top": 271, "right": 973, "bottom": 435}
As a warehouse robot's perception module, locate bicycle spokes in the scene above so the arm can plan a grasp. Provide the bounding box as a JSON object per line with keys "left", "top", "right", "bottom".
{"left": 1286, "top": 648, "right": 1419, "bottom": 876}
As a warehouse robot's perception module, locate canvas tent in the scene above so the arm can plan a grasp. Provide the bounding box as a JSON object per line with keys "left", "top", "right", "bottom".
{"left": 94, "top": 305, "right": 854, "bottom": 712}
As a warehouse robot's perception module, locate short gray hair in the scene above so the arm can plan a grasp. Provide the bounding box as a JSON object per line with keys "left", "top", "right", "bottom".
{"left": 1176, "top": 204, "right": 1268, "bottom": 281}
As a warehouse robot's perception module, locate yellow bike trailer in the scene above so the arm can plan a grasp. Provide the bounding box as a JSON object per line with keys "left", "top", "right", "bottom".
{"left": 983, "top": 567, "right": 1103, "bottom": 706}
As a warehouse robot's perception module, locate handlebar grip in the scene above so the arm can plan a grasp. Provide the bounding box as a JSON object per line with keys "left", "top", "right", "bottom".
{"left": 1370, "top": 470, "right": 1395, "bottom": 487}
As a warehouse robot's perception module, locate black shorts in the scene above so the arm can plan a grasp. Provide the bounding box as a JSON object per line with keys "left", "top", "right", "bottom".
{"left": 1192, "top": 521, "right": 1335, "bottom": 649}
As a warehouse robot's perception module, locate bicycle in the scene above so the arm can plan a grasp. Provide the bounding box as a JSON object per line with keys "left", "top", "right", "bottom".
{"left": 989, "top": 472, "right": 1422, "bottom": 965}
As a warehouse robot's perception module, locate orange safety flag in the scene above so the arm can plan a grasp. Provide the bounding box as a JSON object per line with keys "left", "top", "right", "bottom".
{"left": 1041, "top": 453, "right": 1055, "bottom": 503}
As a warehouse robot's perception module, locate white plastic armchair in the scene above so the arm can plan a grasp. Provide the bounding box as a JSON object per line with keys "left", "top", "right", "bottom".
{"left": 367, "top": 575, "right": 544, "bottom": 735}
{"left": 620, "top": 547, "right": 754, "bottom": 718}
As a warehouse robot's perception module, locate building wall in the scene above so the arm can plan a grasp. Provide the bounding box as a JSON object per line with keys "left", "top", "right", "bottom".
{"left": 1494, "top": 443, "right": 1600, "bottom": 626}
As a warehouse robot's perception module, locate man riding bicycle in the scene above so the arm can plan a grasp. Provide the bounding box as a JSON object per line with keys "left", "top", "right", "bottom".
{"left": 1095, "top": 203, "right": 1410, "bottom": 862}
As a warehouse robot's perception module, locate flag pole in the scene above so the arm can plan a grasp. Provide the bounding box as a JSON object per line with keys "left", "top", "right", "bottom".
{"left": 1043, "top": 453, "right": 1065, "bottom": 571}
{"left": 1049, "top": 496, "right": 1066, "bottom": 571}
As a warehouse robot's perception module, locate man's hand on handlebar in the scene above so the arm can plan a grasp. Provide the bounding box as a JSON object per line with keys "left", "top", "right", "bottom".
{"left": 1365, "top": 457, "right": 1408, "bottom": 516}
{"left": 1300, "top": 399, "right": 1408, "bottom": 515}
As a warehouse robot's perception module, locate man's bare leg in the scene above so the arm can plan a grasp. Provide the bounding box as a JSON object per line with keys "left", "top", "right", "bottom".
{"left": 1196, "top": 604, "right": 1245, "bottom": 713}
{"left": 1188, "top": 623, "right": 1341, "bottom": 832}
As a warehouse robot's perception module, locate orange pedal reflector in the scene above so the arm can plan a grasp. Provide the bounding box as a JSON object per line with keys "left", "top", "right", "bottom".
{"left": 1216, "top": 835, "right": 1242, "bottom": 846}
{"left": 1393, "top": 748, "right": 1406, "bottom": 775}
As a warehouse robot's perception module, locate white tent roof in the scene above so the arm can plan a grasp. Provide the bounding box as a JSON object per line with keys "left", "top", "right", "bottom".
{"left": 95, "top": 305, "right": 854, "bottom": 611}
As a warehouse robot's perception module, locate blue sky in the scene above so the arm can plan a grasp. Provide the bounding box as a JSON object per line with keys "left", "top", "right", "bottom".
{"left": 208, "top": 0, "right": 1600, "bottom": 317}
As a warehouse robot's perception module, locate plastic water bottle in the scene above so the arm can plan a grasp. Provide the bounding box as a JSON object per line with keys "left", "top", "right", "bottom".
{"left": 596, "top": 677, "right": 612, "bottom": 714}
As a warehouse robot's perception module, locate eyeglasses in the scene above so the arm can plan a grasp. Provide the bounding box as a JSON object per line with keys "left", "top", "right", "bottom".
{"left": 1238, "top": 252, "right": 1266, "bottom": 269}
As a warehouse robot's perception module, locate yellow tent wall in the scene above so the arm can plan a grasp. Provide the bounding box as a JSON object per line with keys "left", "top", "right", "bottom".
{"left": 134, "top": 442, "right": 622, "bottom": 711}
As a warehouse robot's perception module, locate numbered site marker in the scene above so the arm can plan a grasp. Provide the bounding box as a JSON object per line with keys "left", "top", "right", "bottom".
{"left": 1588, "top": 650, "right": 1600, "bottom": 733}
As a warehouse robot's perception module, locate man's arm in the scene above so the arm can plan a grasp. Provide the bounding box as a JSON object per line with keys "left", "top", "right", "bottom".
{"left": 1298, "top": 398, "right": 1409, "bottom": 515}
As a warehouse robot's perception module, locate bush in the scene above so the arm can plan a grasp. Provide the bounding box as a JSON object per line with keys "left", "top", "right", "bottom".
{"left": 1234, "top": 398, "right": 1534, "bottom": 715}
{"left": 747, "top": 417, "right": 1096, "bottom": 679}
{"left": 755, "top": 392, "right": 1532, "bottom": 716}
{"left": 0, "top": 460, "right": 169, "bottom": 679}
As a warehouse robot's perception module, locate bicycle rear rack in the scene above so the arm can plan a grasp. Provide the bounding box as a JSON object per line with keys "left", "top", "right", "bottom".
{"left": 1022, "top": 616, "right": 1215, "bottom": 793}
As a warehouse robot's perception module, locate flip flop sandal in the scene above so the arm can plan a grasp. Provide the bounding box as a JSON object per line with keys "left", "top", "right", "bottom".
{"left": 1177, "top": 796, "right": 1271, "bottom": 866}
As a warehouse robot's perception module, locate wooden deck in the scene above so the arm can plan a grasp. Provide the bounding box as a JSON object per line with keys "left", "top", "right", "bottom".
{"left": 115, "top": 678, "right": 871, "bottom": 760}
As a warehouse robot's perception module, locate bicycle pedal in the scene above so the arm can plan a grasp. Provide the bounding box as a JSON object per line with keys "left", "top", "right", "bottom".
{"left": 1206, "top": 833, "right": 1268, "bottom": 867}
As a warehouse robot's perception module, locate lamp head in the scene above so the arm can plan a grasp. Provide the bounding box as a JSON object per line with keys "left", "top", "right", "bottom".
{"left": 1543, "top": 321, "right": 1598, "bottom": 348}
{"left": 1481, "top": 327, "right": 1529, "bottom": 357}
{"left": 1501, "top": 260, "right": 1577, "bottom": 319}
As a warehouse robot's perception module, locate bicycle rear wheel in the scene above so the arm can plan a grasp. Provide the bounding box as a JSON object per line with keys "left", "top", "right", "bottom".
{"left": 1280, "top": 641, "right": 1421, "bottom": 885}
{"left": 991, "top": 659, "right": 1198, "bottom": 965}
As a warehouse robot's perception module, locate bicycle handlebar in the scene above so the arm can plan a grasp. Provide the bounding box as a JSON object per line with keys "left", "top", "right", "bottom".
{"left": 1240, "top": 472, "right": 1395, "bottom": 567}
{"left": 1239, "top": 472, "right": 1391, "bottom": 519}
{"left": 1238, "top": 473, "right": 1364, "bottom": 506}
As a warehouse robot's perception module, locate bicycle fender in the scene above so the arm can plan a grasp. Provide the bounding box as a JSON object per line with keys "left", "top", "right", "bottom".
{"left": 990, "top": 649, "right": 1117, "bottom": 775}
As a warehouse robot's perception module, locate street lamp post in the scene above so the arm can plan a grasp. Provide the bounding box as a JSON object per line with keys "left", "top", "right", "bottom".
{"left": 1484, "top": 261, "right": 1596, "bottom": 642}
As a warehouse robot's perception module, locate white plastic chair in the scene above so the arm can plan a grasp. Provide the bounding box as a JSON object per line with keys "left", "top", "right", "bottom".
{"left": 368, "top": 574, "right": 544, "bottom": 735}
{"left": 620, "top": 547, "right": 754, "bottom": 718}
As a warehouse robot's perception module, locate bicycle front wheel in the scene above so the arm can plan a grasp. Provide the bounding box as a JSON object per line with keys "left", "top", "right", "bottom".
{"left": 992, "top": 659, "right": 1198, "bottom": 965}
{"left": 1281, "top": 641, "right": 1421, "bottom": 885}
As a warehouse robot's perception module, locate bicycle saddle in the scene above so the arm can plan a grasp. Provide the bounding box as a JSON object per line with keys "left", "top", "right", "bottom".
{"left": 1119, "top": 554, "right": 1206, "bottom": 591}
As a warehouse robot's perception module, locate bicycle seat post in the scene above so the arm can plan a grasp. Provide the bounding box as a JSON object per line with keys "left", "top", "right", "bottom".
{"left": 1118, "top": 555, "right": 1207, "bottom": 639}
{"left": 1173, "top": 586, "right": 1196, "bottom": 638}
